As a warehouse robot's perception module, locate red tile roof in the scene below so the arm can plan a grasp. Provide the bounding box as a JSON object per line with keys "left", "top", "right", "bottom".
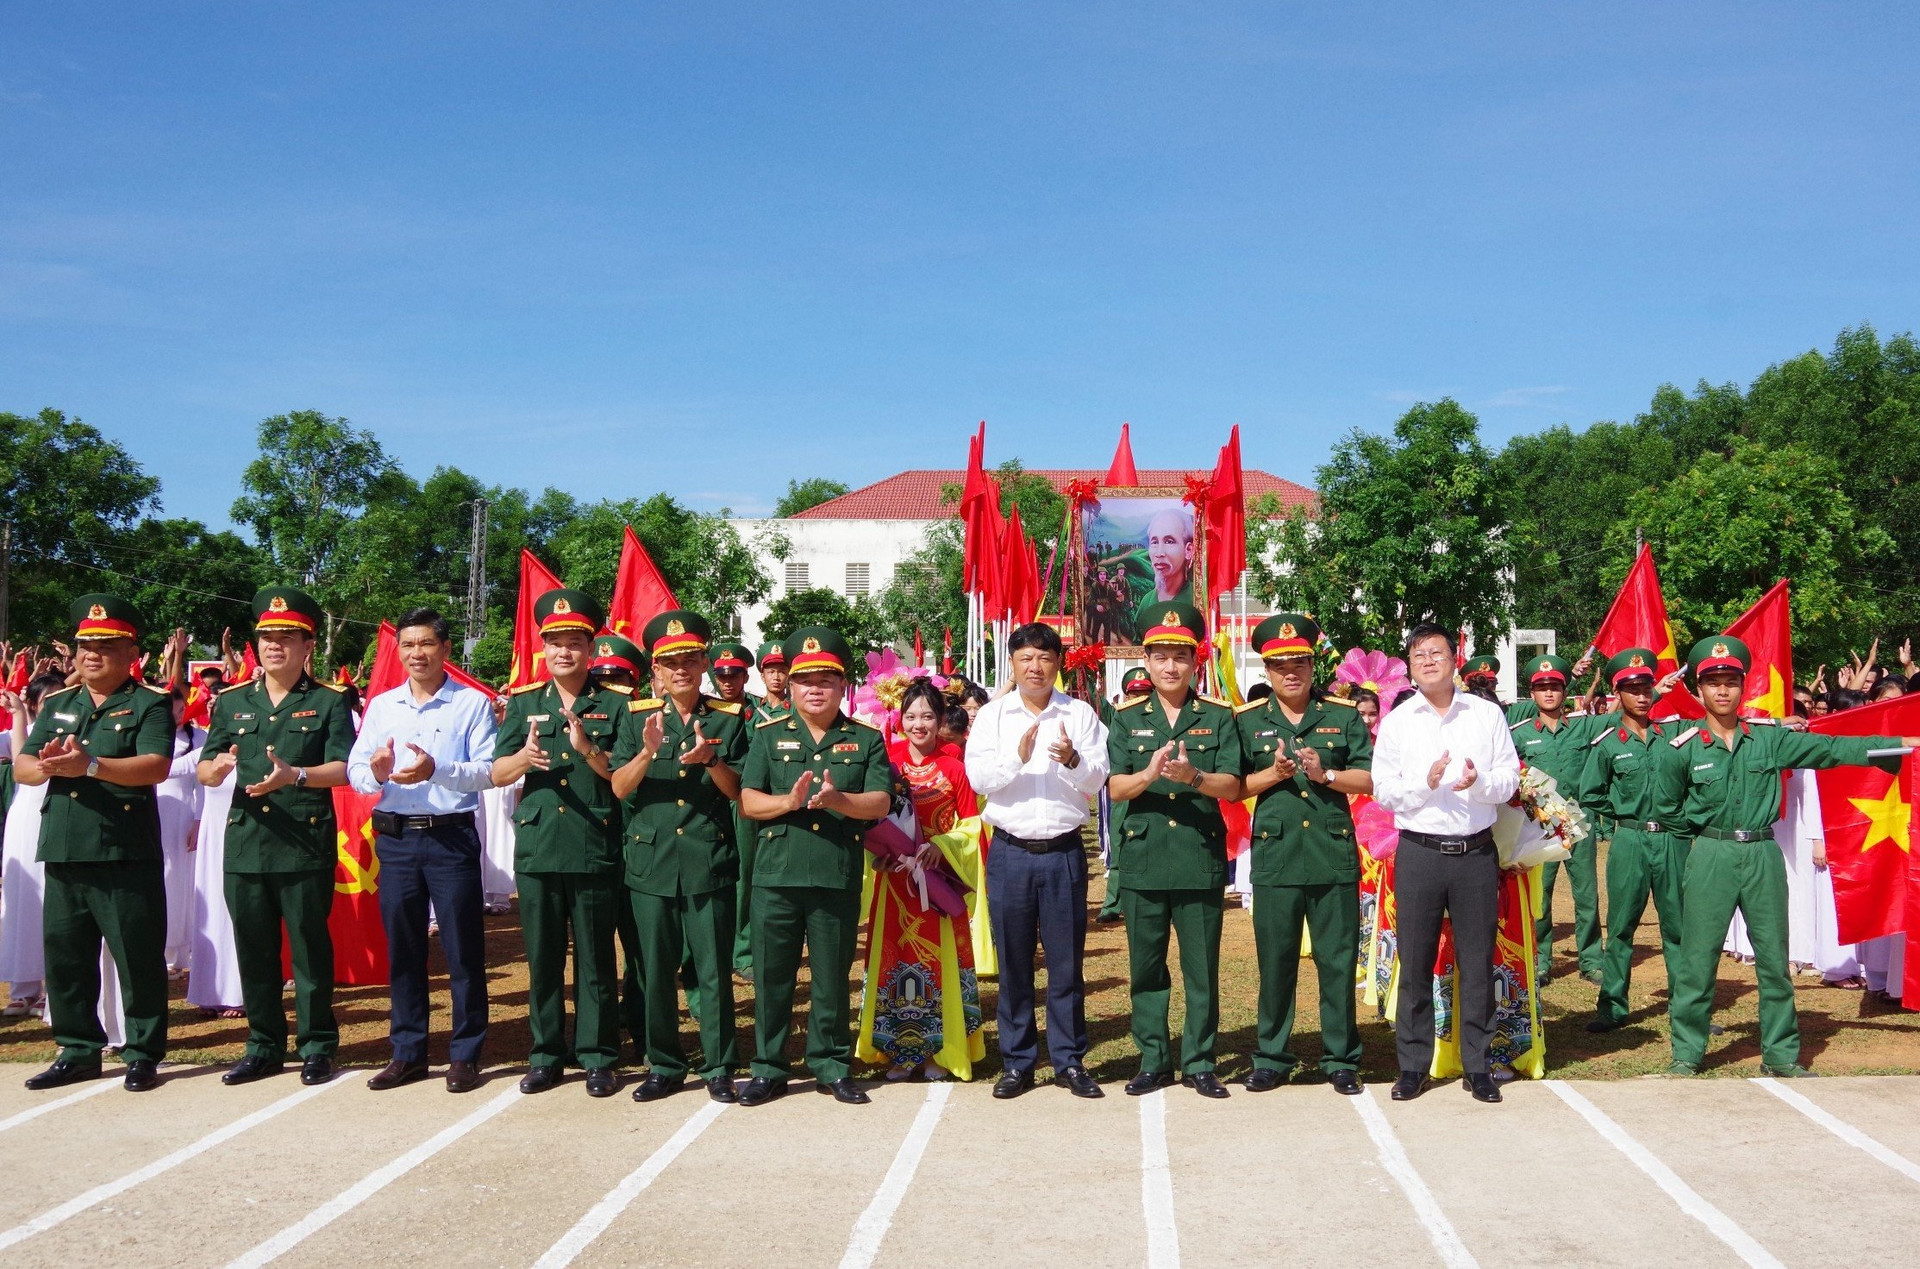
{"left": 790, "top": 469, "right": 1317, "bottom": 520}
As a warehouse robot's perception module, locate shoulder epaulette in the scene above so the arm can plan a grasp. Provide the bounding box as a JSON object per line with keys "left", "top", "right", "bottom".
{"left": 1669, "top": 726, "right": 1700, "bottom": 748}
{"left": 706, "top": 698, "right": 743, "bottom": 715}
{"left": 509, "top": 681, "right": 546, "bottom": 695}
{"left": 1234, "top": 699, "right": 1266, "bottom": 715}
{"left": 218, "top": 680, "right": 252, "bottom": 696}
{"left": 133, "top": 681, "right": 169, "bottom": 698}
{"left": 1320, "top": 695, "right": 1355, "bottom": 708}
{"left": 849, "top": 716, "right": 882, "bottom": 733}
{"left": 1748, "top": 716, "right": 1783, "bottom": 726}
{"left": 602, "top": 683, "right": 633, "bottom": 696}
{"left": 1510, "top": 718, "right": 1531, "bottom": 731}
{"left": 755, "top": 714, "right": 787, "bottom": 729}
{"left": 634, "top": 697, "right": 664, "bottom": 710}
{"left": 1588, "top": 729, "right": 1611, "bottom": 747}
{"left": 1115, "top": 695, "right": 1149, "bottom": 711}
{"left": 322, "top": 681, "right": 348, "bottom": 693}
{"left": 1199, "top": 694, "right": 1230, "bottom": 709}
{"left": 46, "top": 683, "right": 83, "bottom": 703}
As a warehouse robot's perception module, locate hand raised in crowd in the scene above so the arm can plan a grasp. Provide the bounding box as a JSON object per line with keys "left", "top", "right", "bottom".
{"left": 391, "top": 742, "right": 436, "bottom": 785}
{"left": 36, "top": 734, "right": 90, "bottom": 777}
{"left": 680, "top": 720, "right": 716, "bottom": 766}
{"left": 1162, "top": 741, "right": 1197, "bottom": 785}
{"left": 1046, "top": 722, "right": 1077, "bottom": 766}
{"left": 1426, "top": 749, "right": 1452, "bottom": 789}
{"left": 0, "top": 687, "right": 24, "bottom": 718}
{"left": 490, "top": 695, "right": 509, "bottom": 726}
{"left": 1901, "top": 638, "right": 1915, "bottom": 676}
{"left": 204, "top": 744, "right": 240, "bottom": 784}
{"left": 1571, "top": 649, "right": 1594, "bottom": 679}
{"left": 516, "top": 719, "right": 550, "bottom": 771}
{"left": 641, "top": 711, "right": 666, "bottom": 759}
{"left": 243, "top": 749, "right": 299, "bottom": 797}
{"left": 1295, "top": 743, "right": 1326, "bottom": 783}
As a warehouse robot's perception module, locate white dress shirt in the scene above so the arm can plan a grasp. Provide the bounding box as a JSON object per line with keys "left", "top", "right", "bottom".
{"left": 964, "top": 688, "right": 1110, "bottom": 839}
{"left": 347, "top": 674, "right": 499, "bottom": 814}
{"left": 1371, "top": 688, "right": 1521, "bottom": 836}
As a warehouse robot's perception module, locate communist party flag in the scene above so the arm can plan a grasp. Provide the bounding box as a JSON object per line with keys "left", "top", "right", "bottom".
{"left": 1204, "top": 425, "right": 1246, "bottom": 608}
{"left": 606, "top": 525, "right": 677, "bottom": 640}
{"left": 1812, "top": 692, "right": 1920, "bottom": 963}
{"left": 1725, "top": 579, "right": 1793, "bottom": 720}
{"left": 941, "top": 627, "right": 953, "bottom": 675}
{"left": 507, "top": 548, "right": 566, "bottom": 689}
{"left": 1590, "top": 544, "right": 1698, "bottom": 718}
{"left": 6, "top": 651, "right": 29, "bottom": 691}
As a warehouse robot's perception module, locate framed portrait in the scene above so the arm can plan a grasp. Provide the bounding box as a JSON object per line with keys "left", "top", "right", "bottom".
{"left": 1078, "top": 487, "right": 1196, "bottom": 653}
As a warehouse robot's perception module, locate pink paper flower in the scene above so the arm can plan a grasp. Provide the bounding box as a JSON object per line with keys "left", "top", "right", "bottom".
{"left": 1334, "top": 647, "right": 1410, "bottom": 702}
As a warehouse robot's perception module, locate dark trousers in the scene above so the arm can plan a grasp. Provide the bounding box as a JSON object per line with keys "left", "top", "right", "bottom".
{"left": 520, "top": 870, "right": 619, "bottom": 1070}
{"left": 985, "top": 838, "right": 1089, "bottom": 1073}
{"left": 1393, "top": 837, "right": 1500, "bottom": 1075}
{"left": 1122, "top": 886, "right": 1224, "bottom": 1074}
{"left": 750, "top": 884, "right": 860, "bottom": 1082}
{"left": 43, "top": 860, "right": 169, "bottom": 1064}
{"left": 1252, "top": 881, "right": 1362, "bottom": 1073}
{"left": 226, "top": 867, "right": 338, "bottom": 1058}
{"left": 376, "top": 820, "right": 488, "bottom": 1064}
{"left": 634, "top": 887, "right": 739, "bottom": 1079}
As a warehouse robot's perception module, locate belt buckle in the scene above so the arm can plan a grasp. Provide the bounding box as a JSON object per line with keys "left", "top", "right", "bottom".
{"left": 1434, "top": 835, "right": 1468, "bottom": 855}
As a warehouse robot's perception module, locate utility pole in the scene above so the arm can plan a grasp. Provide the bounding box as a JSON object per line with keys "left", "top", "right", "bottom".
{"left": 0, "top": 520, "right": 11, "bottom": 645}
{"left": 464, "top": 499, "right": 489, "bottom": 661}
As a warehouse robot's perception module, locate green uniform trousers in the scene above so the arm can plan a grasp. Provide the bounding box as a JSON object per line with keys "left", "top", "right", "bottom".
{"left": 1535, "top": 834, "right": 1604, "bottom": 981}
{"left": 615, "top": 896, "right": 646, "bottom": 1061}
{"left": 1121, "top": 887, "right": 1223, "bottom": 1075}
{"left": 43, "top": 860, "right": 169, "bottom": 1064}
{"left": 731, "top": 807, "right": 756, "bottom": 973}
{"left": 225, "top": 868, "right": 338, "bottom": 1059}
{"left": 1251, "top": 882, "right": 1362, "bottom": 1073}
{"left": 1099, "top": 864, "right": 1124, "bottom": 920}
{"left": 520, "top": 871, "right": 620, "bottom": 1070}
{"left": 632, "top": 888, "right": 739, "bottom": 1079}
{"left": 1595, "top": 828, "right": 1687, "bottom": 1025}
{"left": 750, "top": 884, "right": 859, "bottom": 1083}
{"left": 1669, "top": 836, "right": 1798, "bottom": 1069}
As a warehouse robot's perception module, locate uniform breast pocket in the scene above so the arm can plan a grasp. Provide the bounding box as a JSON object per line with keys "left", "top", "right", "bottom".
{"left": 286, "top": 720, "right": 328, "bottom": 764}
{"left": 1689, "top": 761, "right": 1728, "bottom": 786}
{"left": 513, "top": 802, "right": 542, "bottom": 829}
{"left": 1185, "top": 738, "right": 1214, "bottom": 768}
{"left": 90, "top": 722, "right": 139, "bottom": 759}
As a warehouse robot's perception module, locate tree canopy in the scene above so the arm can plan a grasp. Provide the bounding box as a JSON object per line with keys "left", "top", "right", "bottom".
{"left": 774, "top": 477, "right": 850, "bottom": 517}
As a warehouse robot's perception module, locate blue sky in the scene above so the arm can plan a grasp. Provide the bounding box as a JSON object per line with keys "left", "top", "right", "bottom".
{"left": 5, "top": 3, "right": 1916, "bottom": 524}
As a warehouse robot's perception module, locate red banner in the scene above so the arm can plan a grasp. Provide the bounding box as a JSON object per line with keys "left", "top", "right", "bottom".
{"left": 1812, "top": 692, "right": 1920, "bottom": 945}
{"left": 1105, "top": 422, "right": 1139, "bottom": 486}
{"left": 606, "top": 525, "right": 677, "bottom": 640}
{"left": 1204, "top": 425, "right": 1246, "bottom": 607}
{"left": 1591, "top": 544, "right": 1698, "bottom": 718}
{"left": 507, "top": 548, "right": 565, "bottom": 690}
{"left": 1726, "top": 579, "right": 1793, "bottom": 720}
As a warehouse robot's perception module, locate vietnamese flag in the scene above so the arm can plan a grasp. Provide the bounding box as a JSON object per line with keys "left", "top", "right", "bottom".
{"left": 1812, "top": 691, "right": 1920, "bottom": 946}
{"left": 1591, "top": 544, "right": 1698, "bottom": 718}
{"left": 1725, "top": 579, "right": 1793, "bottom": 720}
{"left": 6, "top": 651, "right": 28, "bottom": 692}
{"left": 507, "top": 548, "right": 566, "bottom": 689}
{"left": 606, "top": 525, "right": 677, "bottom": 640}
{"left": 1204, "top": 425, "right": 1246, "bottom": 608}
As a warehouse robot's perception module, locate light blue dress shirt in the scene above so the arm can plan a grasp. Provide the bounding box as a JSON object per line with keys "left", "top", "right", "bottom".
{"left": 347, "top": 673, "right": 499, "bottom": 814}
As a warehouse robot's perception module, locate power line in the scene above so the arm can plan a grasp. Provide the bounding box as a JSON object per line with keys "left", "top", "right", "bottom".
{"left": 8, "top": 546, "right": 384, "bottom": 630}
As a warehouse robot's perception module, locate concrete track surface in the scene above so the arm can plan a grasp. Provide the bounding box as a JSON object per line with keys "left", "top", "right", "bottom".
{"left": 2, "top": 1065, "right": 1918, "bottom": 1268}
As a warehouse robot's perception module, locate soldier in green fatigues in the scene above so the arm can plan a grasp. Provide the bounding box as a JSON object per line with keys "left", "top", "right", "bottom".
{"left": 1511, "top": 654, "right": 1611, "bottom": 984}
{"left": 736, "top": 626, "right": 892, "bottom": 1106}
{"left": 1096, "top": 667, "right": 1153, "bottom": 923}
{"left": 198, "top": 587, "right": 355, "bottom": 1087}
{"left": 611, "top": 610, "right": 751, "bottom": 1104}
{"left": 587, "top": 633, "right": 651, "bottom": 1062}
{"left": 18, "top": 595, "right": 175, "bottom": 1092}
{"left": 1665, "top": 635, "right": 1920, "bottom": 1077}
{"left": 1106, "top": 602, "right": 1243, "bottom": 1100}
{"left": 731, "top": 639, "right": 792, "bottom": 975}
{"left": 1580, "top": 648, "right": 1691, "bottom": 1033}
{"left": 492, "top": 590, "right": 627, "bottom": 1098}
{"left": 1234, "top": 614, "right": 1373, "bottom": 1095}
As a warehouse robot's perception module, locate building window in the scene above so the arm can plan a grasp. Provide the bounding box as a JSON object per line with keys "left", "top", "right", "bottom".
{"left": 785, "top": 562, "right": 810, "bottom": 593}
{"left": 845, "top": 562, "right": 871, "bottom": 599}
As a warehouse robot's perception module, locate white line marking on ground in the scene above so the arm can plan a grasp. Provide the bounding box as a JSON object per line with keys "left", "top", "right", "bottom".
{"left": 0, "top": 1073, "right": 347, "bottom": 1251}
{"left": 0, "top": 1077, "right": 119, "bottom": 1133}
{"left": 531, "top": 1099, "right": 729, "bottom": 1269}
{"left": 1139, "top": 1088, "right": 1180, "bottom": 1269}
{"left": 1546, "top": 1080, "right": 1783, "bottom": 1269}
{"left": 838, "top": 1082, "right": 952, "bottom": 1269}
{"left": 1349, "top": 1087, "right": 1478, "bottom": 1269}
{"left": 1752, "top": 1077, "right": 1920, "bottom": 1186}
{"left": 226, "top": 1085, "right": 520, "bottom": 1268}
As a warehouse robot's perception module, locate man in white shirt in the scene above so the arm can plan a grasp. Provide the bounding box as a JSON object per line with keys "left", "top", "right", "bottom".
{"left": 963, "top": 623, "right": 1109, "bottom": 1100}
{"left": 1371, "top": 623, "right": 1521, "bottom": 1104}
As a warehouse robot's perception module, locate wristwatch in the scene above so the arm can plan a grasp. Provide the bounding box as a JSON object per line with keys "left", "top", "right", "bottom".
{"left": 294, "top": 766, "right": 308, "bottom": 789}
{"left": 85, "top": 756, "right": 101, "bottom": 779}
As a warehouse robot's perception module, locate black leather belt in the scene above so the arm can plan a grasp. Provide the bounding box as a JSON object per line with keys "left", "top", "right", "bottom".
{"left": 1402, "top": 828, "right": 1494, "bottom": 856}
{"left": 992, "top": 828, "right": 1082, "bottom": 854}
{"left": 1636, "top": 821, "right": 1670, "bottom": 834}
{"left": 1697, "top": 826, "right": 1773, "bottom": 842}
{"left": 371, "top": 810, "right": 475, "bottom": 835}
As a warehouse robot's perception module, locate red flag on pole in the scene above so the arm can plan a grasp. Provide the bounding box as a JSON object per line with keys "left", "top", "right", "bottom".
{"left": 1591, "top": 544, "right": 1699, "bottom": 719}
{"left": 325, "top": 622, "right": 403, "bottom": 985}
{"left": 941, "top": 627, "right": 953, "bottom": 676}
{"left": 235, "top": 643, "right": 259, "bottom": 685}
{"left": 1002, "top": 507, "right": 1040, "bottom": 624}
{"left": 913, "top": 628, "right": 924, "bottom": 667}
{"left": 1204, "top": 425, "right": 1246, "bottom": 608}
{"left": 959, "top": 423, "right": 1005, "bottom": 609}
{"left": 1724, "top": 579, "right": 1793, "bottom": 719}
{"left": 1813, "top": 692, "right": 1920, "bottom": 945}
{"left": 6, "top": 651, "right": 28, "bottom": 691}
{"left": 1105, "top": 422, "right": 1140, "bottom": 486}
{"left": 508, "top": 548, "right": 566, "bottom": 689}
{"left": 607, "top": 525, "right": 678, "bottom": 640}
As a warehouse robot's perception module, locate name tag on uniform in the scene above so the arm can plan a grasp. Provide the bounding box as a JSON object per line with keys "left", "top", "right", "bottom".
{"left": 776, "top": 740, "right": 802, "bottom": 751}
{"left": 1692, "top": 763, "right": 1715, "bottom": 773}
{"left": 1131, "top": 729, "right": 1156, "bottom": 737}
{"left": 292, "top": 709, "right": 317, "bottom": 718}
{"left": 1255, "top": 729, "right": 1278, "bottom": 738}
{"left": 233, "top": 712, "right": 256, "bottom": 721}
{"left": 54, "top": 712, "right": 77, "bottom": 722}
{"left": 528, "top": 714, "right": 551, "bottom": 723}
{"left": 832, "top": 742, "right": 860, "bottom": 753}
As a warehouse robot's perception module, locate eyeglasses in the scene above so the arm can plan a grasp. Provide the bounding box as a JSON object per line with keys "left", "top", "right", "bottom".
{"left": 1408, "top": 650, "right": 1452, "bottom": 664}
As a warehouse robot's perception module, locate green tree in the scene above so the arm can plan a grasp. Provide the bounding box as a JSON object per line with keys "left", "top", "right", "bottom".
{"left": 1248, "top": 399, "right": 1513, "bottom": 648}
{"left": 1618, "top": 442, "right": 1891, "bottom": 665}
{"left": 759, "top": 587, "right": 891, "bottom": 677}
{"left": 97, "top": 518, "right": 268, "bottom": 649}
{"left": 544, "top": 495, "right": 781, "bottom": 636}
{"left": 774, "top": 477, "right": 850, "bottom": 517}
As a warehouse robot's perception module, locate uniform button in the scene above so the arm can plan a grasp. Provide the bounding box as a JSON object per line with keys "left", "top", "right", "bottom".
{"left": 812, "top": 822, "right": 821, "bottom": 831}
{"left": 676, "top": 828, "right": 684, "bottom": 835}
{"left": 561, "top": 752, "right": 572, "bottom": 760}
{"left": 1300, "top": 790, "right": 1310, "bottom": 799}
{"left": 269, "top": 716, "right": 277, "bottom": 723}
{"left": 677, "top": 799, "right": 686, "bottom": 807}
{"left": 559, "top": 806, "right": 567, "bottom": 814}
{"left": 1169, "top": 819, "right": 1177, "bottom": 829}
{"left": 70, "top": 791, "right": 78, "bottom": 798}
{"left": 559, "top": 778, "right": 568, "bottom": 787}
{"left": 1303, "top": 820, "right": 1312, "bottom": 828}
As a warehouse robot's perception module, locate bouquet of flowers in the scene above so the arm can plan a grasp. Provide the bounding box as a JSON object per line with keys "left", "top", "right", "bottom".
{"left": 1493, "top": 765, "right": 1588, "bottom": 870}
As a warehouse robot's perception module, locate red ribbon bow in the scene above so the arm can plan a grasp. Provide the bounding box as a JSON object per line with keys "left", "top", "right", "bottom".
{"left": 1065, "top": 642, "right": 1107, "bottom": 675}
{"left": 1181, "top": 472, "right": 1214, "bottom": 506}
{"left": 1063, "top": 477, "right": 1101, "bottom": 508}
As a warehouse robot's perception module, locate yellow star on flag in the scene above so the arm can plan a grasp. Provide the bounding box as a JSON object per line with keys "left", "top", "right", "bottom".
{"left": 1849, "top": 782, "right": 1912, "bottom": 854}
{"left": 1744, "top": 665, "right": 1786, "bottom": 718}
{"left": 1658, "top": 622, "right": 1678, "bottom": 667}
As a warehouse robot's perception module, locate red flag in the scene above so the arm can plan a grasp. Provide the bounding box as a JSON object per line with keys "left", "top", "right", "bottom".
{"left": 1105, "top": 422, "right": 1140, "bottom": 486}
{"left": 959, "top": 423, "right": 1006, "bottom": 613}
{"left": 1725, "top": 579, "right": 1793, "bottom": 720}
{"left": 913, "top": 628, "right": 924, "bottom": 667}
{"left": 941, "top": 627, "right": 953, "bottom": 676}
{"left": 233, "top": 643, "right": 259, "bottom": 685}
{"left": 7, "top": 651, "right": 29, "bottom": 691}
{"left": 1812, "top": 692, "right": 1920, "bottom": 944}
{"left": 324, "top": 622, "right": 404, "bottom": 985}
{"left": 1591, "top": 544, "right": 1698, "bottom": 719}
{"left": 607, "top": 525, "right": 678, "bottom": 639}
{"left": 508, "top": 548, "right": 566, "bottom": 689}
{"left": 1204, "top": 425, "right": 1246, "bottom": 607}
{"left": 1908, "top": 785, "right": 1920, "bottom": 1009}
{"left": 1002, "top": 506, "right": 1043, "bottom": 624}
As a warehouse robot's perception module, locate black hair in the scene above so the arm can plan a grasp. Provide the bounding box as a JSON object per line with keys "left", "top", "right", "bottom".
{"left": 1351, "top": 687, "right": 1379, "bottom": 709}
{"left": 396, "top": 607, "right": 451, "bottom": 642}
{"left": 1872, "top": 673, "right": 1907, "bottom": 699}
{"left": 1826, "top": 687, "right": 1869, "bottom": 712}
{"left": 900, "top": 678, "right": 947, "bottom": 721}
{"left": 1403, "top": 622, "right": 1455, "bottom": 659}
{"left": 1006, "top": 622, "right": 1064, "bottom": 657}
{"left": 960, "top": 683, "right": 990, "bottom": 708}
{"left": 940, "top": 704, "right": 971, "bottom": 735}
{"left": 1245, "top": 682, "right": 1273, "bottom": 702}
{"left": 25, "top": 671, "right": 68, "bottom": 714}
{"left": 1465, "top": 679, "right": 1502, "bottom": 705}
{"left": 1390, "top": 686, "right": 1419, "bottom": 710}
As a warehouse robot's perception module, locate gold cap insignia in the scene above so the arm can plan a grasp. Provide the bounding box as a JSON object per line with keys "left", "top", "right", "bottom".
{"left": 1711, "top": 642, "right": 1729, "bottom": 657}
{"left": 1163, "top": 610, "right": 1180, "bottom": 626}
{"left": 268, "top": 595, "right": 289, "bottom": 612}
{"left": 1278, "top": 621, "right": 1296, "bottom": 638}
{"left": 802, "top": 636, "right": 822, "bottom": 653}
{"left": 1629, "top": 654, "right": 1646, "bottom": 668}
{"left": 598, "top": 642, "right": 612, "bottom": 657}
{"left": 666, "top": 619, "right": 685, "bottom": 637}
{"left": 88, "top": 603, "right": 107, "bottom": 620}
{"left": 553, "top": 598, "right": 572, "bottom": 615}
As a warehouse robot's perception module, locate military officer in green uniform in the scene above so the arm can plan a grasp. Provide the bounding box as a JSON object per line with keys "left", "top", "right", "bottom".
{"left": 17, "top": 595, "right": 175, "bottom": 1092}
{"left": 731, "top": 639, "right": 792, "bottom": 975}
{"left": 1665, "top": 635, "right": 1920, "bottom": 1077}
{"left": 198, "top": 586, "right": 355, "bottom": 1086}
{"left": 736, "top": 626, "right": 892, "bottom": 1106}
{"left": 1233, "top": 614, "right": 1373, "bottom": 1095}
{"left": 1106, "top": 602, "right": 1243, "bottom": 1099}
{"left": 611, "top": 609, "right": 751, "bottom": 1103}
{"left": 1462, "top": 654, "right": 1502, "bottom": 705}
{"left": 491, "top": 590, "right": 626, "bottom": 1098}
{"left": 587, "top": 631, "right": 652, "bottom": 1058}
{"left": 1096, "top": 667, "right": 1153, "bottom": 923}
{"left": 1580, "top": 648, "right": 1691, "bottom": 1032}
{"left": 1511, "top": 653, "right": 1611, "bottom": 984}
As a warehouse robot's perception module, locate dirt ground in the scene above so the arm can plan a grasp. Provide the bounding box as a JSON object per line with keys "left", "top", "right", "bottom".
{"left": 4, "top": 838, "right": 1917, "bottom": 1078}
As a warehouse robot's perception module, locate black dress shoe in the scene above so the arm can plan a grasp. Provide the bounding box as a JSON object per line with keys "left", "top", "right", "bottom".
{"left": 818, "top": 1077, "right": 871, "bottom": 1105}
{"left": 1124, "top": 1070, "right": 1176, "bottom": 1096}
{"left": 222, "top": 1054, "right": 283, "bottom": 1086}
{"left": 1586, "top": 1015, "right": 1624, "bottom": 1033}
{"left": 301, "top": 1055, "right": 334, "bottom": 1085}
{"left": 1389, "top": 1070, "right": 1429, "bottom": 1101}
{"left": 633, "top": 1072, "right": 682, "bottom": 1102}
{"left": 736, "top": 1076, "right": 786, "bottom": 1107}
{"left": 1053, "top": 1066, "right": 1103, "bottom": 1099}
{"left": 1329, "top": 1070, "right": 1363, "bottom": 1096}
{"left": 123, "top": 1059, "right": 159, "bottom": 1092}
{"left": 1464, "top": 1073, "right": 1503, "bottom": 1103}
{"left": 992, "top": 1069, "right": 1035, "bottom": 1100}
{"left": 706, "top": 1074, "right": 738, "bottom": 1103}
{"left": 1244, "top": 1068, "right": 1285, "bottom": 1093}
{"left": 367, "top": 1059, "right": 430, "bottom": 1091}
{"left": 584, "top": 1068, "right": 618, "bottom": 1098}
{"left": 1182, "top": 1072, "right": 1230, "bottom": 1099}
{"left": 25, "top": 1058, "right": 102, "bottom": 1090}
{"left": 445, "top": 1060, "right": 482, "bottom": 1093}
{"left": 520, "top": 1064, "right": 563, "bottom": 1095}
